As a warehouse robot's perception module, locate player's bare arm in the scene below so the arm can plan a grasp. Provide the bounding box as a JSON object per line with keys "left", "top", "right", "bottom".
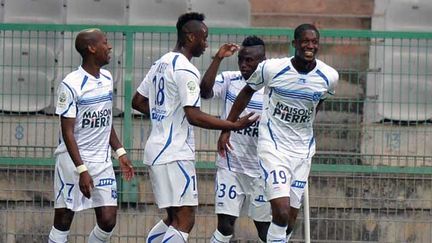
{"left": 183, "top": 106, "right": 257, "bottom": 130}
{"left": 200, "top": 43, "right": 239, "bottom": 99}
{"left": 216, "top": 85, "right": 256, "bottom": 155}
{"left": 109, "top": 126, "right": 134, "bottom": 181}
{"left": 132, "top": 92, "right": 150, "bottom": 114}
{"left": 60, "top": 116, "right": 93, "bottom": 199}
{"left": 226, "top": 84, "right": 256, "bottom": 122}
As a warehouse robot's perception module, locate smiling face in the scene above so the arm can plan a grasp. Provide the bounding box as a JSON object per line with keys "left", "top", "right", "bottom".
{"left": 238, "top": 45, "right": 265, "bottom": 80}
{"left": 293, "top": 29, "right": 319, "bottom": 63}
{"left": 92, "top": 32, "right": 112, "bottom": 66}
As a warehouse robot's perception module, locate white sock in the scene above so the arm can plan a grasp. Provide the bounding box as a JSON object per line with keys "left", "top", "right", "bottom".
{"left": 88, "top": 224, "right": 113, "bottom": 243}
{"left": 146, "top": 220, "right": 169, "bottom": 243}
{"left": 210, "top": 229, "right": 232, "bottom": 243}
{"left": 286, "top": 231, "right": 293, "bottom": 242}
{"left": 267, "top": 222, "right": 287, "bottom": 243}
{"left": 161, "top": 226, "right": 189, "bottom": 242}
{"left": 48, "top": 226, "right": 69, "bottom": 243}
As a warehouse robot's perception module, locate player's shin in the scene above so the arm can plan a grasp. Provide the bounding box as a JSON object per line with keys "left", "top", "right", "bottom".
{"left": 48, "top": 226, "right": 69, "bottom": 243}
{"left": 267, "top": 222, "right": 287, "bottom": 243}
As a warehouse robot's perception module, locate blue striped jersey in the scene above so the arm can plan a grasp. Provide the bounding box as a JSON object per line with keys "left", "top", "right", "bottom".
{"left": 247, "top": 57, "right": 338, "bottom": 158}
{"left": 137, "top": 52, "right": 201, "bottom": 165}
{"left": 54, "top": 66, "right": 114, "bottom": 167}
{"left": 212, "top": 71, "right": 264, "bottom": 177}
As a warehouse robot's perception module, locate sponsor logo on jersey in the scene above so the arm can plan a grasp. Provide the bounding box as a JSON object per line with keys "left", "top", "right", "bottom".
{"left": 273, "top": 102, "right": 313, "bottom": 123}
{"left": 96, "top": 178, "right": 115, "bottom": 187}
{"left": 233, "top": 120, "right": 260, "bottom": 137}
{"left": 82, "top": 108, "right": 111, "bottom": 128}
{"left": 151, "top": 107, "right": 167, "bottom": 121}
{"left": 291, "top": 180, "right": 307, "bottom": 188}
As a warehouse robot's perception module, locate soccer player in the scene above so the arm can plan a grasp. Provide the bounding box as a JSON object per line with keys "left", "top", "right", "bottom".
{"left": 131, "top": 13, "right": 257, "bottom": 243}
{"left": 199, "top": 36, "right": 271, "bottom": 243}
{"left": 48, "top": 28, "right": 134, "bottom": 243}
{"left": 218, "top": 24, "right": 339, "bottom": 242}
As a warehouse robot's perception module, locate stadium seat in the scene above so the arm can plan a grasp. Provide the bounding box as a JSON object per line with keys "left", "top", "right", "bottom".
{"left": 0, "top": 68, "right": 51, "bottom": 112}
{"left": 367, "top": 44, "right": 432, "bottom": 122}
{"left": 128, "top": 0, "right": 189, "bottom": 26}
{"left": 189, "top": 0, "right": 250, "bottom": 27}
{"left": 373, "top": 0, "right": 432, "bottom": 31}
{"left": 0, "top": 40, "right": 57, "bottom": 81}
{"left": 3, "top": 0, "right": 65, "bottom": 24}
{"left": 65, "top": 0, "right": 127, "bottom": 25}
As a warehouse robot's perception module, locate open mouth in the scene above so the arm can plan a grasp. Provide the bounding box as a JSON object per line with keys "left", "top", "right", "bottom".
{"left": 304, "top": 51, "right": 314, "bottom": 58}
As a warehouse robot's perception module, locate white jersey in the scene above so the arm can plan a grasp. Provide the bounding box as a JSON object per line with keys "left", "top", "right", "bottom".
{"left": 247, "top": 57, "right": 338, "bottom": 158}
{"left": 137, "top": 52, "right": 201, "bottom": 165}
{"left": 54, "top": 66, "right": 114, "bottom": 166}
{"left": 212, "top": 71, "right": 264, "bottom": 177}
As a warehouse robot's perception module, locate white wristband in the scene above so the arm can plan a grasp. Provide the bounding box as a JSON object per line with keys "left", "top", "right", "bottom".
{"left": 116, "top": 147, "right": 127, "bottom": 158}
{"left": 76, "top": 164, "right": 88, "bottom": 174}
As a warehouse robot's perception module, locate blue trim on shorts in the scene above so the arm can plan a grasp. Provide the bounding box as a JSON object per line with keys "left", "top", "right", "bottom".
{"left": 177, "top": 161, "right": 191, "bottom": 198}
{"left": 259, "top": 160, "right": 269, "bottom": 183}
{"left": 55, "top": 168, "right": 65, "bottom": 201}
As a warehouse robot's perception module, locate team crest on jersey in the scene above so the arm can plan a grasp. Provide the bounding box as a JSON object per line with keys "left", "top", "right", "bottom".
{"left": 111, "top": 189, "right": 118, "bottom": 199}
{"left": 297, "top": 78, "right": 306, "bottom": 84}
{"left": 187, "top": 80, "right": 197, "bottom": 91}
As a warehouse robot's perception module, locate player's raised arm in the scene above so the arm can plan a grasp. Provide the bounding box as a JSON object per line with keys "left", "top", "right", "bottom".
{"left": 200, "top": 43, "right": 239, "bottom": 99}
{"left": 225, "top": 84, "right": 256, "bottom": 122}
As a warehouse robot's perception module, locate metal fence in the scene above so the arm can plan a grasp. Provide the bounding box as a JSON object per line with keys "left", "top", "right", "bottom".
{"left": 0, "top": 23, "right": 431, "bottom": 242}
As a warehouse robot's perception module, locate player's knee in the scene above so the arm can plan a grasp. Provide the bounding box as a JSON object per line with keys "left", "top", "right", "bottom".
{"left": 218, "top": 223, "right": 234, "bottom": 236}
{"left": 97, "top": 214, "right": 117, "bottom": 232}
{"left": 217, "top": 214, "right": 236, "bottom": 236}
{"left": 173, "top": 207, "right": 195, "bottom": 231}
{"left": 271, "top": 206, "right": 290, "bottom": 225}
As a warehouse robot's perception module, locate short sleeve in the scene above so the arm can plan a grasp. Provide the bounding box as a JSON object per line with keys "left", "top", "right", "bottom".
{"left": 321, "top": 69, "right": 339, "bottom": 100}
{"left": 246, "top": 60, "right": 269, "bottom": 91}
{"left": 136, "top": 72, "right": 151, "bottom": 98}
{"left": 55, "top": 82, "right": 76, "bottom": 118}
{"left": 212, "top": 72, "right": 229, "bottom": 99}
{"left": 175, "top": 69, "right": 201, "bottom": 107}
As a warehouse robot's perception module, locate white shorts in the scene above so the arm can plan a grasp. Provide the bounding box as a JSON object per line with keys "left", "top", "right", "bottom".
{"left": 215, "top": 168, "right": 271, "bottom": 222}
{"left": 258, "top": 148, "right": 311, "bottom": 209}
{"left": 54, "top": 153, "right": 117, "bottom": 212}
{"left": 148, "top": 160, "right": 198, "bottom": 209}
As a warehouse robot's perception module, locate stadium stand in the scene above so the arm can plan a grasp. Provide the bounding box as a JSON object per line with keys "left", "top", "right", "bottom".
{"left": 3, "top": 0, "right": 65, "bottom": 24}
{"left": 65, "top": 0, "right": 126, "bottom": 25}
{"left": 0, "top": 69, "right": 51, "bottom": 112}
{"left": 128, "top": 0, "right": 189, "bottom": 26}
{"left": 189, "top": 0, "right": 250, "bottom": 27}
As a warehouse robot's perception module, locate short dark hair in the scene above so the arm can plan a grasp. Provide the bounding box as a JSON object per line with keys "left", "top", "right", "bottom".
{"left": 294, "top": 24, "right": 319, "bottom": 40}
{"left": 242, "top": 35, "right": 265, "bottom": 47}
{"left": 176, "top": 12, "right": 205, "bottom": 33}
